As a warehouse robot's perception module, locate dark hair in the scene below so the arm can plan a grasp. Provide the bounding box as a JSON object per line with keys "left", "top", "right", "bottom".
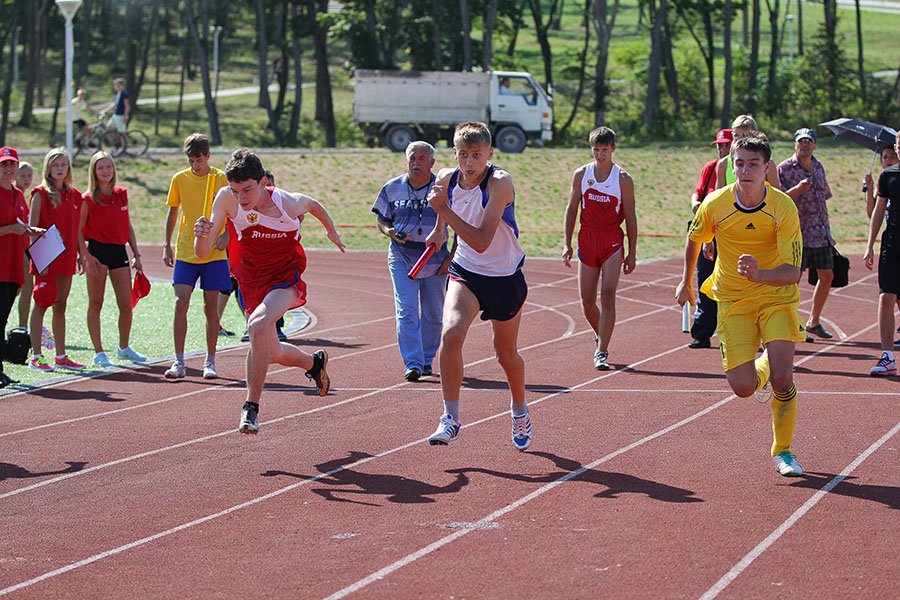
{"left": 589, "top": 126, "right": 616, "bottom": 146}
{"left": 731, "top": 133, "right": 772, "bottom": 163}
{"left": 183, "top": 133, "right": 210, "bottom": 157}
{"left": 225, "top": 148, "right": 266, "bottom": 183}
{"left": 264, "top": 169, "right": 275, "bottom": 186}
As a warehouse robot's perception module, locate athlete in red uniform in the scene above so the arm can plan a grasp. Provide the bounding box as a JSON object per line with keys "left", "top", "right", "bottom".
{"left": 562, "top": 126, "right": 638, "bottom": 370}
{"left": 194, "top": 148, "right": 345, "bottom": 434}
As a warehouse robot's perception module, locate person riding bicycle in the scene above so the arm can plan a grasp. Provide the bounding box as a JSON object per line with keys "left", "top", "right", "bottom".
{"left": 71, "top": 89, "right": 99, "bottom": 144}
{"left": 100, "top": 78, "right": 130, "bottom": 145}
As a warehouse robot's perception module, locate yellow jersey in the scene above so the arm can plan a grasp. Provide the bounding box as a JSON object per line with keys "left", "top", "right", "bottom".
{"left": 689, "top": 183, "right": 802, "bottom": 303}
{"left": 166, "top": 167, "right": 228, "bottom": 264}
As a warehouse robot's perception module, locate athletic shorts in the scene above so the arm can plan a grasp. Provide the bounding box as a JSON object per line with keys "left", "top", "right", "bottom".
{"left": 237, "top": 268, "right": 307, "bottom": 316}
{"left": 801, "top": 245, "right": 834, "bottom": 271}
{"left": 220, "top": 276, "right": 239, "bottom": 296}
{"left": 717, "top": 297, "right": 807, "bottom": 372}
{"left": 878, "top": 234, "right": 900, "bottom": 295}
{"left": 107, "top": 114, "right": 127, "bottom": 133}
{"left": 87, "top": 239, "right": 129, "bottom": 270}
{"left": 448, "top": 262, "right": 527, "bottom": 322}
{"left": 172, "top": 259, "right": 231, "bottom": 291}
{"left": 577, "top": 226, "right": 624, "bottom": 268}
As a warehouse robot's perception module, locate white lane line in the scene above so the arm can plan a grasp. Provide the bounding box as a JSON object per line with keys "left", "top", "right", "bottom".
{"left": 699, "top": 421, "right": 900, "bottom": 600}
{"left": 234, "top": 387, "right": 900, "bottom": 397}
{"left": 321, "top": 320, "right": 881, "bottom": 598}
{"left": 0, "top": 339, "right": 693, "bottom": 596}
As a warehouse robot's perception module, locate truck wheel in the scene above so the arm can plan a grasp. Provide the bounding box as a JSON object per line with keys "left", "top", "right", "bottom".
{"left": 385, "top": 125, "right": 415, "bottom": 152}
{"left": 495, "top": 126, "right": 527, "bottom": 153}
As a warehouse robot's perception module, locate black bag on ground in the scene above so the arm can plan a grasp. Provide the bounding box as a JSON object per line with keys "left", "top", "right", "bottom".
{"left": 4, "top": 327, "right": 29, "bottom": 364}
{"left": 808, "top": 246, "right": 850, "bottom": 288}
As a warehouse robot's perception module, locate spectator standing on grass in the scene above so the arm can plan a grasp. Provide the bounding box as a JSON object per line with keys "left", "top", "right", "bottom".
{"left": 687, "top": 128, "right": 733, "bottom": 349}
{"left": 194, "top": 148, "right": 345, "bottom": 434}
{"left": 863, "top": 130, "right": 900, "bottom": 376}
{"left": 778, "top": 128, "right": 836, "bottom": 341}
{"left": 562, "top": 126, "right": 638, "bottom": 370}
{"left": 677, "top": 133, "right": 807, "bottom": 477}
{"left": 163, "top": 133, "right": 230, "bottom": 380}
{"left": 78, "top": 152, "right": 146, "bottom": 368}
{"left": 373, "top": 141, "right": 451, "bottom": 382}
{"left": 28, "top": 147, "right": 86, "bottom": 372}
{"left": 0, "top": 147, "right": 44, "bottom": 387}
{"left": 15, "top": 161, "right": 34, "bottom": 330}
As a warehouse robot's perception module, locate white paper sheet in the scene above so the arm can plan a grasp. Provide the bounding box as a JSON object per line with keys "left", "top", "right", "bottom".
{"left": 25, "top": 224, "right": 66, "bottom": 274}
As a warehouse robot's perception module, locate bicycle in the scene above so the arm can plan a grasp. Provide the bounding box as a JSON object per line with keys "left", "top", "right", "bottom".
{"left": 51, "top": 118, "right": 150, "bottom": 158}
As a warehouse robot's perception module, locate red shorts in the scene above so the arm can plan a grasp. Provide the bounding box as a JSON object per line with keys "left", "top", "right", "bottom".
{"left": 577, "top": 226, "right": 624, "bottom": 268}
{"left": 237, "top": 268, "right": 307, "bottom": 316}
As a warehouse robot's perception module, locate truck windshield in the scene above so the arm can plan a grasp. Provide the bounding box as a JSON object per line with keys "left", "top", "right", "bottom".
{"left": 498, "top": 77, "right": 538, "bottom": 106}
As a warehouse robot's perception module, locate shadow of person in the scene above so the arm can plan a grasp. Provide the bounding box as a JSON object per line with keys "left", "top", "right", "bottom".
{"left": 262, "top": 451, "right": 470, "bottom": 506}
{"left": 0, "top": 461, "right": 87, "bottom": 482}
{"left": 447, "top": 451, "right": 703, "bottom": 504}
{"left": 785, "top": 472, "right": 900, "bottom": 510}
{"left": 461, "top": 376, "right": 567, "bottom": 392}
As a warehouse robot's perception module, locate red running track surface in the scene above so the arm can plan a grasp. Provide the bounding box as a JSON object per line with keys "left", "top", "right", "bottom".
{"left": 1, "top": 250, "right": 897, "bottom": 599}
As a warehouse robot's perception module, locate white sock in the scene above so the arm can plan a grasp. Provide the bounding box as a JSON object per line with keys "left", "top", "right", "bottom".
{"left": 443, "top": 400, "right": 460, "bottom": 421}
{"left": 883, "top": 350, "right": 895, "bottom": 361}
{"left": 511, "top": 399, "right": 528, "bottom": 417}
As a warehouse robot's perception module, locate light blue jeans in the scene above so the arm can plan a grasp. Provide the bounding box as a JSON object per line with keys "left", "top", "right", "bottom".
{"left": 387, "top": 248, "right": 446, "bottom": 371}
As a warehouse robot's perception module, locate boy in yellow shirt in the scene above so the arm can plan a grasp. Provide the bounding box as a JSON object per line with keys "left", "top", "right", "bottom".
{"left": 676, "top": 134, "right": 807, "bottom": 477}
{"left": 162, "top": 133, "right": 229, "bottom": 380}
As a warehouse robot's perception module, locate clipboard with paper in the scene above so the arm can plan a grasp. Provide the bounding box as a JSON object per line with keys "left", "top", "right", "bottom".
{"left": 25, "top": 224, "right": 66, "bottom": 274}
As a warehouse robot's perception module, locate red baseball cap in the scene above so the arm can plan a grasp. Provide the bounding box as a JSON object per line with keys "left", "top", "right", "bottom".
{"left": 711, "top": 129, "right": 733, "bottom": 146}
{"left": 0, "top": 146, "right": 19, "bottom": 163}
{"left": 32, "top": 276, "right": 57, "bottom": 309}
{"left": 131, "top": 271, "right": 151, "bottom": 308}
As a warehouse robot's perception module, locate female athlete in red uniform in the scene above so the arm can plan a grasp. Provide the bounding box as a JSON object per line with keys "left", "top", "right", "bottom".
{"left": 194, "top": 149, "right": 345, "bottom": 434}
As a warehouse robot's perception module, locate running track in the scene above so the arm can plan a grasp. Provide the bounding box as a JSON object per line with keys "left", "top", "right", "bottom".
{"left": 1, "top": 250, "right": 897, "bottom": 599}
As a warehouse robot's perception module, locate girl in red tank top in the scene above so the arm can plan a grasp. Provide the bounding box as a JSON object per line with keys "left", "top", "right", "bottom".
{"left": 27, "top": 148, "right": 85, "bottom": 372}
{"left": 193, "top": 149, "right": 346, "bottom": 435}
{"left": 78, "top": 152, "right": 146, "bottom": 368}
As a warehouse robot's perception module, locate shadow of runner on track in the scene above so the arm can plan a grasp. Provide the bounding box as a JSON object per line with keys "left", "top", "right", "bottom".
{"left": 461, "top": 376, "right": 567, "bottom": 392}
{"left": 262, "top": 451, "right": 470, "bottom": 505}
{"left": 784, "top": 473, "right": 900, "bottom": 510}
{"left": 447, "top": 451, "right": 704, "bottom": 504}
{"left": 0, "top": 461, "right": 87, "bottom": 482}
{"left": 290, "top": 337, "right": 366, "bottom": 350}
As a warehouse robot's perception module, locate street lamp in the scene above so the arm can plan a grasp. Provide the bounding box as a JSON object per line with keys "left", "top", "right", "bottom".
{"left": 212, "top": 26, "right": 223, "bottom": 98}
{"left": 56, "top": 0, "right": 83, "bottom": 158}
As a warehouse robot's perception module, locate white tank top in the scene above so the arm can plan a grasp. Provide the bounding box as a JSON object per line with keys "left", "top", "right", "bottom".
{"left": 450, "top": 173, "right": 525, "bottom": 277}
{"left": 232, "top": 187, "right": 300, "bottom": 241}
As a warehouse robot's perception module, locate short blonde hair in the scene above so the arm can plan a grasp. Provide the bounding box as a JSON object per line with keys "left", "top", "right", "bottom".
{"left": 731, "top": 114, "right": 758, "bottom": 131}
{"left": 453, "top": 122, "right": 492, "bottom": 148}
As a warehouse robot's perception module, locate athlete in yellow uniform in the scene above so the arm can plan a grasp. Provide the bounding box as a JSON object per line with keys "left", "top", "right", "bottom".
{"left": 676, "top": 134, "right": 806, "bottom": 477}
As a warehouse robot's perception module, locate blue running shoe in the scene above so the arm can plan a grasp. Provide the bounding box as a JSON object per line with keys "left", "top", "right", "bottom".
{"left": 511, "top": 412, "right": 533, "bottom": 451}
{"left": 428, "top": 414, "right": 460, "bottom": 445}
{"left": 772, "top": 451, "right": 803, "bottom": 477}
{"left": 117, "top": 346, "right": 147, "bottom": 362}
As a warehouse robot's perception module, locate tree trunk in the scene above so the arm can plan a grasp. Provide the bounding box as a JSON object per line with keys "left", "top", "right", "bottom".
{"left": 175, "top": 37, "right": 187, "bottom": 136}
{"left": 134, "top": 0, "right": 161, "bottom": 108}
{"left": 854, "top": 0, "right": 865, "bottom": 99}
{"left": 748, "top": 0, "right": 760, "bottom": 113}
{"left": 274, "top": 2, "right": 289, "bottom": 122}
{"left": 77, "top": 0, "right": 92, "bottom": 82}
{"left": 431, "top": 0, "right": 443, "bottom": 70}
{"left": 721, "top": 0, "right": 733, "bottom": 127}
{"left": 313, "top": 0, "right": 335, "bottom": 147}
{"left": 644, "top": 0, "right": 663, "bottom": 129}
{"left": 592, "top": 0, "right": 619, "bottom": 127}
{"left": 255, "top": 0, "right": 282, "bottom": 144}
{"left": 506, "top": 0, "right": 527, "bottom": 56}
{"left": 288, "top": 4, "right": 302, "bottom": 146}
{"left": 797, "top": 0, "right": 803, "bottom": 55}
{"left": 482, "top": 0, "right": 499, "bottom": 71}
{"left": 660, "top": 0, "right": 680, "bottom": 119}
{"left": 528, "top": 0, "right": 560, "bottom": 90}
{"left": 0, "top": 8, "right": 20, "bottom": 144}
{"left": 822, "top": 0, "right": 839, "bottom": 115}
{"left": 18, "top": 0, "right": 39, "bottom": 126}
{"left": 559, "top": 0, "right": 591, "bottom": 138}
{"left": 155, "top": 5, "right": 161, "bottom": 136}
{"left": 49, "top": 57, "right": 64, "bottom": 140}
{"left": 764, "top": 0, "right": 780, "bottom": 113}
{"left": 125, "top": 0, "right": 142, "bottom": 106}
{"left": 459, "top": 0, "right": 472, "bottom": 71}
{"left": 703, "top": 9, "right": 715, "bottom": 118}
{"left": 184, "top": 0, "right": 222, "bottom": 144}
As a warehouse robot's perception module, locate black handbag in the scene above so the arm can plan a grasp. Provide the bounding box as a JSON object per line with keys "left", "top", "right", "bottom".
{"left": 4, "top": 327, "right": 29, "bottom": 364}
{"left": 808, "top": 247, "right": 849, "bottom": 288}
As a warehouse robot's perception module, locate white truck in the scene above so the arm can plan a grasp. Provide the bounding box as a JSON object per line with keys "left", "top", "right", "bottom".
{"left": 353, "top": 70, "right": 553, "bottom": 153}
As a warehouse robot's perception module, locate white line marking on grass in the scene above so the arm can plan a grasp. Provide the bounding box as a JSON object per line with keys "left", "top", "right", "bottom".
{"left": 699, "top": 421, "right": 900, "bottom": 600}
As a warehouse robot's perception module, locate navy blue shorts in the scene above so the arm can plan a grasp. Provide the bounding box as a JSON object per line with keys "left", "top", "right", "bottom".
{"left": 172, "top": 259, "right": 231, "bottom": 291}
{"left": 449, "top": 262, "right": 527, "bottom": 322}
{"left": 878, "top": 232, "right": 900, "bottom": 295}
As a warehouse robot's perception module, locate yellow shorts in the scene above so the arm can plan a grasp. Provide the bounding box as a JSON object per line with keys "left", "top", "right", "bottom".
{"left": 717, "top": 297, "right": 806, "bottom": 371}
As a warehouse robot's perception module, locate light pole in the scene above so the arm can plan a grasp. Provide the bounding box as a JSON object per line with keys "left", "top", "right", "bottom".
{"left": 12, "top": 26, "right": 21, "bottom": 87}
{"left": 213, "top": 26, "right": 223, "bottom": 98}
{"left": 786, "top": 14, "right": 795, "bottom": 63}
{"left": 56, "top": 0, "right": 83, "bottom": 158}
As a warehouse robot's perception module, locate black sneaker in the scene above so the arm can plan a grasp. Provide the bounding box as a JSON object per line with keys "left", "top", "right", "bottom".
{"left": 305, "top": 350, "right": 330, "bottom": 396}
{"left": 404, "top": 367, "right": 421, "bottom": 382}
{"left": 422, "top": 364, "right": 433, "bottom": 376}
{"left": 239, "top": 401, "right": 259, "bottom": 434}
{"left": 240, "top": 330, "right": 250, "bottom": 342}
{"left": 0, "top": 371, "right": 20, "bottom": 388}
{"left": 688, "top": 338, "right": 711, "bottom": 349}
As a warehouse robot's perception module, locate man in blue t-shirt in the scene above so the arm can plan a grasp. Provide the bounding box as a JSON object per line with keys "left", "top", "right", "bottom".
{"left": 372, "top": 141, "right": 451, "bottom": 382}
{"left": 103, "top": 77, "right": 130, "bottom": 136}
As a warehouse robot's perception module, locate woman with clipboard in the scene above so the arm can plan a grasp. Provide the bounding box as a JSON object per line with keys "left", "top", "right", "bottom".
{"left": 27, "top": 147, "right": 84, "bottom": 372}
{"left": 0, "top": 147, "right": 44, "bottom": 387}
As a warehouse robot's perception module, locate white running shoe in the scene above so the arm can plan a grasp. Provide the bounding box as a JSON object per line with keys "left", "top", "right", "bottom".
{"left": 239, "top": 401, "right": 259, "bottom": 435}
{"left": 92, "top": 352, "right": 114, "bottom": 368}
{"left": 511, "top": 412, "right": 533, "bottom": 451}
{"left": 869, "top": 353, "right": 897, "bottom": 376}
{"left": 117, "top": 346, "right": 147, "bottom": 362}
{"left": 772, "top": 452, "right": 803, "bottom": 477}
{"left": 428, "top": 414, "right": 461, "bottom": 445}
{"left": 594, "top": 350, "right": 609, "bottom": 371}
{"left": 202, "top": 361, "right": 219, "bottom": 380}
{"left": 164, "top": 361, "right": 186, "bottom": 379}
